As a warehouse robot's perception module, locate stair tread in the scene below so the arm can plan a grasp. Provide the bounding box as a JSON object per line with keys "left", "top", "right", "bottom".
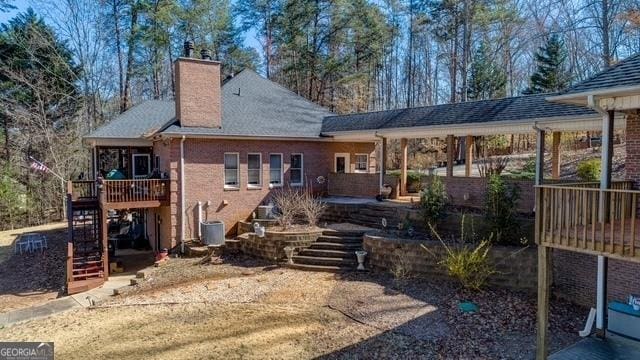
{"left": 299, "top": 249, "right": 356, "bottom": 256}
{"left": 311, "top": 242, "right": 361, "bottom": 247}
{"left": 286, "top": 263, "right": 353, "bottom": 273}
{"left": 319, "top": 235, "right": 362, "bottom": 240}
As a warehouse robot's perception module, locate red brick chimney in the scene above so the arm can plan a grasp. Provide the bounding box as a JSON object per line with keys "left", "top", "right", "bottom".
{"left": 175, "top": 41, "right": 222, "bottom": 128}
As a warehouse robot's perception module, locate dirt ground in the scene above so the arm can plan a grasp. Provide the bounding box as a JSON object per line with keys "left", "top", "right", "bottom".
{"left": 0, "top": 223, "right": 67, "bottom": 312}
{"left": 2, "top": 255, "right": 584, "bottom": 359}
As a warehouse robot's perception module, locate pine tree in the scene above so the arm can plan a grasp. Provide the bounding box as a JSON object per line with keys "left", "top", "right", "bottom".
{"left": 467, "top": 42, "right": 506, "bottom": 100}
{"left": 525, "top": 34, "right": 570, "bottom": 94}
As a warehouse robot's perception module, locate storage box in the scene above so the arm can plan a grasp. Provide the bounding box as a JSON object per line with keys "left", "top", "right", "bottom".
{"left": 608, "top": 301, "right": 640, "bottom": 340}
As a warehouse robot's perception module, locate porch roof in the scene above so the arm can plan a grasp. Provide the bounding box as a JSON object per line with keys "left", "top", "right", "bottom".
{"left": 321, "top": 93, "right": 620, "bottom": 140}
{"left": 548, "top": 53, "right": 640, "bottom": 106}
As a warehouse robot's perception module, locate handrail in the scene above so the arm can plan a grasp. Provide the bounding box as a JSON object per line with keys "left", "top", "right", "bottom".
{"left": 537, "top": 185, "right": 639, "bottom": 259}
{"left": 536, "top": 184, "right": 640, "bottom": 194}
{"left": 101, "top": 179, "right": 170, "bottom": 203}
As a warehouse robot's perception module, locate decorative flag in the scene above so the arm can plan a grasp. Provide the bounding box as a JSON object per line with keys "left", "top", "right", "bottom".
{"left": 29, "top": 159, "right": 50, "bottom": 173}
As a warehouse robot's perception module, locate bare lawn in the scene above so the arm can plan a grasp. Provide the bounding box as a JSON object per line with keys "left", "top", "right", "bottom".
{"left": 2, "top": 256, "right": 584, "bottom": 359}
{"left": 0, "top": 223, "right": 67, "bottom": 312}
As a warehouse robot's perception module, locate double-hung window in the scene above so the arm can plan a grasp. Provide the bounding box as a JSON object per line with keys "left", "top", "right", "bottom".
{"left": 354, "top": 154, "right": 369, "bottom": 173}
{"left": 247, "top": 153, "right": 262, "bottom": 188}
{"left": 269, "top": 154, "right": 283, "bottom": 187}
{"left": 224, "top": 153, "right": 239, "bottom": 189}
{"left": 290, "top": 153, "right": 303, "bottom": 186}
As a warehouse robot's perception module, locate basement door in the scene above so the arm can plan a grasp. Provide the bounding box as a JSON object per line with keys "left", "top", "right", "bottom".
{"left": 334, "top": 153, "right": 350, "bottom": 173}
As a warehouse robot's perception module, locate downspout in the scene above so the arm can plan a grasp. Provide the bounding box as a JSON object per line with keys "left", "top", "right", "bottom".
{"left": 180, "top": 136, "right": 186, "bottom": 254}
{"left": 374, "top": 132, "right": 385, "bottom": 194}
{"left": 588, "top": 94, "right": 612, "bottom": 336}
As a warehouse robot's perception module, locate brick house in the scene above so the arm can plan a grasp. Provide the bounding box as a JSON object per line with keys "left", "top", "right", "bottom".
{"left": 84, "top": 49, "right": 376, "bottom": 249}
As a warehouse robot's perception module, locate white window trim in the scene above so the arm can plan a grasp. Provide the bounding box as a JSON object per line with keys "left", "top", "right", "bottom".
{"left": 132, "top": 153, "right": 151, "bottom": 179}
{"left": 247, "top": 153, "right": 262, "bottom": 189}
{"left": 269, "top": 153, "right": 284, "bottom": 188}
{"left": 290, "top": 153, "right": 304, "bottom": 186}
{"left": 354, "top": 153, "right": 369, "bottom": 173}
{"left": 334, "top": 153, "right": 350, "bottom": 173}
{"left": 224, "top": 152, "right": 240, "bottom": 190}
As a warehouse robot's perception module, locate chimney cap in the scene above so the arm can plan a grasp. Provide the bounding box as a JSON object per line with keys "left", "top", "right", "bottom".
{"left": 183, "top": 41, "right": 194, "bottom": 57}
{"left": 200, "top": 49, "right": 212, "bottom": 60}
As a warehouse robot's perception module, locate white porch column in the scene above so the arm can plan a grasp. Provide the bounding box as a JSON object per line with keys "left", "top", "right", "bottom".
{"left": 400, "top": 138, "right": 408, "bottom": 195}
{"left": 378, "top": 137, "right": 387, "bottom": 194}
{"left": 596, "top": 110, "right": 614, "bottom": 336}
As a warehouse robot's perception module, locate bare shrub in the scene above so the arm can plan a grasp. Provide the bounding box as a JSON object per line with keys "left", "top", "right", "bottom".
{"left": 271, "top": 187, "right": 325, "bottom": 229}
{"left": 477, "top": 155, "right": 510, "bottom": 177}
{"left": 390, "top": 249, "right": 411, "bottom": 285}
{"left": 271, "top": 188, "right": 302, "bottom": 230}
{"left": 299, "top": 190, "right": 326, "bottom": 227}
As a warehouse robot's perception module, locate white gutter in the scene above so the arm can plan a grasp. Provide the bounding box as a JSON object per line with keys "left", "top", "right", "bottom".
{"left": 374, "top": 132, "right": 385, "bottom": 194}
{"left": 323, "top": 114, "right": 614, "bottom": 140}
{"left": 180, "top": 136, "right": 186, "bottom": 254}
{"left": 587, "top": 94, "right": 611, "bottom": 335}
{"left": 547, "top": 84, "right": 640, "bottom": 104}
{"left": 159, "top": 133, "right": 370, "bottom": 142}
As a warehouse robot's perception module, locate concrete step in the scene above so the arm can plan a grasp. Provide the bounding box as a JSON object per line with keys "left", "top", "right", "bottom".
{"left": 309, "top": 242, "right": 362, "bottom": 251}
{"left": 298, "top": 248, "right": 356, "bottom": 258}
{"left": 292, "top": 255, "right": 357, "bottom": 267}
{"left": 322, "top": 230, "right": 366, "bottom": 238}
{"left": 285, "top": 263, "right": 352, "bottom": 273}
{"left": 317, "top": 235, "right": 362, "bottom": 244}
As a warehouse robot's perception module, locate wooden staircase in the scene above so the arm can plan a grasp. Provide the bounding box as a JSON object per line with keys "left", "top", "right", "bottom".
{"left": 288, "top": 229, "right": 365, "bottom": 272}
{"left": 67, "top": 195, "right": 106, "bottom": 295}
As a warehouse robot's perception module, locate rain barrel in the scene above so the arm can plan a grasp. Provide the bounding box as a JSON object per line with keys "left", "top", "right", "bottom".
{"left": 201, "top": 221, "right": 225, "bottom": 246}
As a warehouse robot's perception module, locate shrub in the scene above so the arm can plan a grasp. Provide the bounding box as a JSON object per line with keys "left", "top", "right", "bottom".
{"left": 299, "top": 191, "right": 326, "bottom": 227}
{"left": 521, "top": 158, "right": 536, "bottom": 173}
{"left": 577, "top": 158, "right": 601, "bottom": 181}
{"left": 484, "top": 175, "right": 520, "bottom": 244}
{"left": 271, "top": 188, "right": 325, "bottom": 230}
{"left": 419, "top": 175, "right": 448, "bottom": 229}
{"left": 422, "top": 220, "right": 495, "bottom": 291}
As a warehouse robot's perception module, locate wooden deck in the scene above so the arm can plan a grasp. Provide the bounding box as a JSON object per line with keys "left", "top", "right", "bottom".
{"left": 70, "top": 179, "right": 170, "bottom": 209}
{"left": 537, "top": 183, "right": 640, "bottom": 263}
{"left": 549, "top": 335, "right": 640, "bottom": 360}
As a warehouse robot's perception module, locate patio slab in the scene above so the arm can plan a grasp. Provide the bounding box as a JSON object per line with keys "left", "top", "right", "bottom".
{"left": 549, "top": 334, "right": 640, "bottom": 360}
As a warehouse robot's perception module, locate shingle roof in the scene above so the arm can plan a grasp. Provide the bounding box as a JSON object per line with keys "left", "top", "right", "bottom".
{"left": 558, "top": 53, "right": 640, "bottom": 95}
{"left": 321, "top": 93, "right": 597, "bottom": 133}
{"left": 85, "top": 100, "right": 175, "bottom": 139}
{"left": 87, "top": 69, "right": 333, "bottom": 140}
{"left": 161, "top": 69, "right": 333, "bottom": 138}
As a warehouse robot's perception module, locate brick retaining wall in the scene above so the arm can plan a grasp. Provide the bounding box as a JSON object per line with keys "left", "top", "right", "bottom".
{"left": 363, "top": 234, "right": 538, "bottom": 292}
{"left": 240, "top": 229, "right": 323, "bottom": 261}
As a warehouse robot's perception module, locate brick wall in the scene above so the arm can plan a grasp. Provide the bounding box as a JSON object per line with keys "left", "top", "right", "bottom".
{"left": 424, "top": 176, "right": 537, "bottom": 214}
{"left": 363, "top": 234, "right": 538, "bottom": 292}
{"left": 626, "top": 112, "right": 640, "bottom": 188}
{"left": 169, "top": 138, "right": 375, "bottom": 245}
{"left": 553, "top": 249, "right": 640, "bottom": 307}
{"left": 327, "top": 173, "right": 399, "bottom": 198}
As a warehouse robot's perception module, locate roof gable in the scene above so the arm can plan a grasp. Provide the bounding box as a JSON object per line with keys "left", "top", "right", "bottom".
{"left": 558, "top": 53, "right": 640, "bottom": 96}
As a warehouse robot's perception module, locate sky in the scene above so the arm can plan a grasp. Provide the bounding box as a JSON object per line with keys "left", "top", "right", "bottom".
{"left": 0, "top": 0, "right": 262, "bottom": 54}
